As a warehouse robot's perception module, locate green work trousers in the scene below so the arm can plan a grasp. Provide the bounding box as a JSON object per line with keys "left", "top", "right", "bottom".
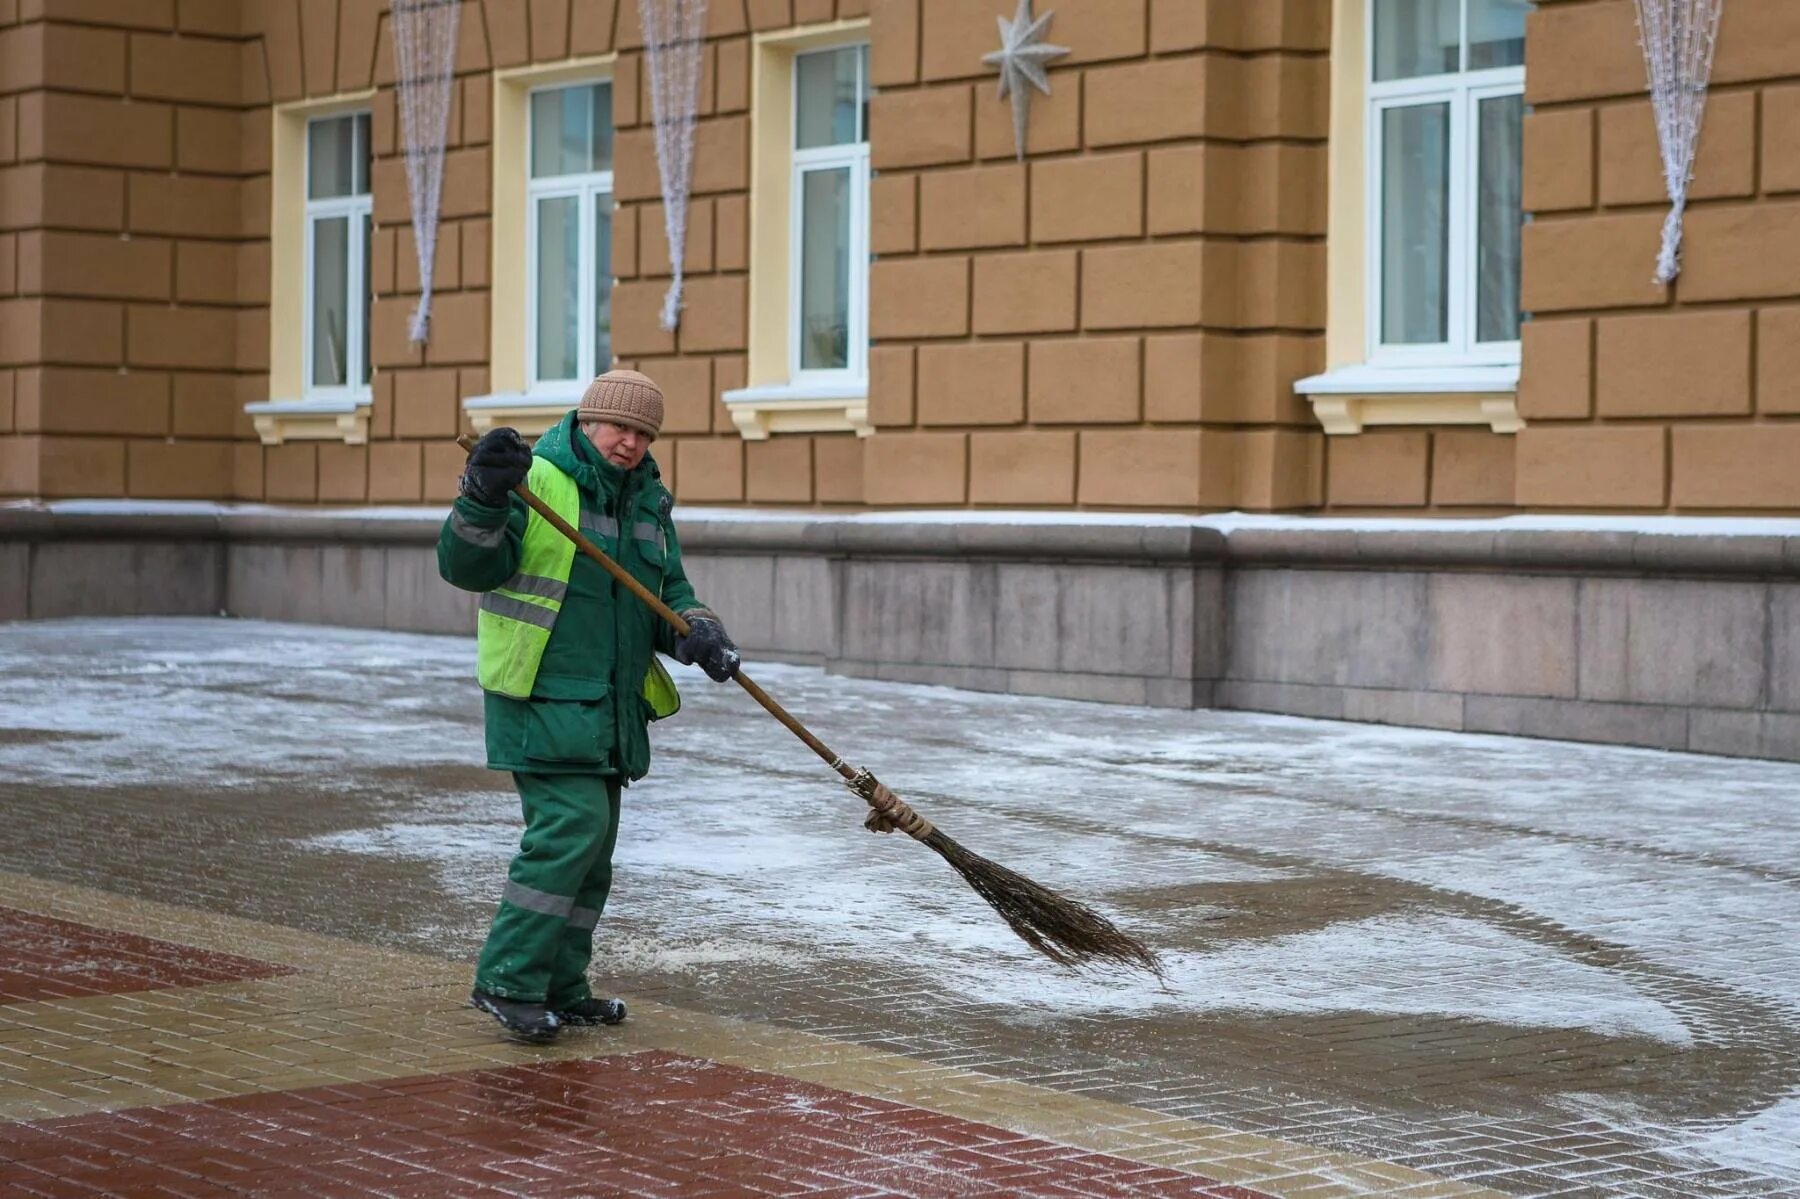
{"left": 474, "top": 772, "right": 623, "bottom": 1007}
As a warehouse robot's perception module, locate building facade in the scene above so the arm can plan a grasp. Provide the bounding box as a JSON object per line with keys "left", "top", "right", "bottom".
{"left": 2, "top": 0, "right": 1797, "bottom": 513}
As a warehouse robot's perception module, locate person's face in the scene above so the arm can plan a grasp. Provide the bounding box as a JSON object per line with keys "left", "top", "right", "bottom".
{"left": 581, "top": 419, "right": 650, "bottom": 470}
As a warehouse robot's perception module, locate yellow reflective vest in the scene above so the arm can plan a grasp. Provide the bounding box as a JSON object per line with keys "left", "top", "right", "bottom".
{"left": 473, "top": 456, "right": 681, "bottom": 719}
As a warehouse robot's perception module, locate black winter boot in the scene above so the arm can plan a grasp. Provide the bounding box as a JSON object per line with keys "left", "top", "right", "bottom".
{"left": 553, "top": 997, "right": 627, "bottom": 1026}
{"left": 470, "top": 989, "right": 561, "bottom": 1043}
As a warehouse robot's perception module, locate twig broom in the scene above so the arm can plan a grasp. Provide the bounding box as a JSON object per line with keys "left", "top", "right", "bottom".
{"left": 456, "top": 436, "right": 1161, "bottom": 976}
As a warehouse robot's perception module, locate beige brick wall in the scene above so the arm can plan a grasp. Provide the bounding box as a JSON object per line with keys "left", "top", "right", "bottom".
{"left": 1511, "top": 0, "right": 1800, "bottom": 513}
{"left": 862, "top": 0, "right": 1330, "bottom": 509}
{"left": 0, "top": 0, "right": 272, "bottom": 499}
{"left": 6, "top": 0, "right": 1796, "bottom": 515}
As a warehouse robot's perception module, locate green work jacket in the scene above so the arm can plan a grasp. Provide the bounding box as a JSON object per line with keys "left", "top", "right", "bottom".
{"left": 436, "top": 412, "right": 701, "bottom": 780}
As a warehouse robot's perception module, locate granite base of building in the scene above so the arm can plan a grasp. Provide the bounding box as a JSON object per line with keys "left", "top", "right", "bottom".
{"left": 5, "top": 504, "right": 1799, "bottom": 763}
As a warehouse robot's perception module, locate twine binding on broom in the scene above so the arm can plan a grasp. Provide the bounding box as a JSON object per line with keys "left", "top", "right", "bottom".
{"left": 850, "top": 769, "right": 935, "bottom": 839}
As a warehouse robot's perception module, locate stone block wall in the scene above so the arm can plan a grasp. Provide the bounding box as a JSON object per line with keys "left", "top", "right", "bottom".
{"left": 11, "top": 505, "right": 1800, "bottom": 761}
{"left": 861, "top": 0, "right": 1331, "bottom": 510}
{"left": 1515, "top": 0, "right": 1800, "bottom": 512}
{"left": 6, "top": 0, "right": 1800, "bottom": 515}
{"left": 0, "top": 0, "right": 866, "bottom": 506}
{"left": 0, "top": 0, "right": 274, "bottom": 500}
{"left": 0, "top": 0, "right": 1324, "bottom": 511}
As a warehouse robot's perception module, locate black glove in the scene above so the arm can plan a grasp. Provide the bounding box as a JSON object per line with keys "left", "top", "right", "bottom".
{"left": 674, "top": 609, "right": 740, "bottom": 682}
{"left": 459, "top": 427, "right": 532, "bottom": 507}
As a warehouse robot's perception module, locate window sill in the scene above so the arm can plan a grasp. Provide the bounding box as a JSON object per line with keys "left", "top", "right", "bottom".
{"left": 1293, "top": 364, "right": 1522, "bottom": 435}
{"left": 721, "top": 382, "right": 871, "bottom": 441}
{"left": 245, "top": 395, "right": 372, "bottom": 446}
{"left": 463, "top": 391, "right": 582, "bottom": 438}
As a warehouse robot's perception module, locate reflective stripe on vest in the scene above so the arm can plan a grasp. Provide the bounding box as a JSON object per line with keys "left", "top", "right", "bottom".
{"left": 497, "top": 572, "right": 568, "bottom": 602}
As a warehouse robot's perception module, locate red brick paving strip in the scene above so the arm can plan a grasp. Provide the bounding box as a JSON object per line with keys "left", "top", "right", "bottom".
{"left": 0, "top": 1052, "right": 1276, "bottom": 1197}
{"left": 0, "top": 907, "right": 294, "bottom": 1004}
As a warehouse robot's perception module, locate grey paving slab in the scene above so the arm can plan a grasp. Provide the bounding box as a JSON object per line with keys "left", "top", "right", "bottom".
{"left": 0, "top": 617, "right": 1796, "bottom": 1198}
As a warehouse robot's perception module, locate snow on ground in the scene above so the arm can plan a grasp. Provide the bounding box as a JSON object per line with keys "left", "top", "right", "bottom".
{"left": 14, "top": 496, "right": 1800, "bottom": 538}
{"left": 3, "top": 616, "right": 1798, "bottom": 1183}
{"left": 1674, "top": 1090, "right": 1800, "bottom": 1175}
{"left": 936, "top": 910, "right": 1695, "bottom": 1043}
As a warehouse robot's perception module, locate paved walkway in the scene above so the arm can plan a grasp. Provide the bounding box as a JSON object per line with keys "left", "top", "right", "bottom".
{"left": 1, "top": 618, "right": 1797, "bottom": 1197}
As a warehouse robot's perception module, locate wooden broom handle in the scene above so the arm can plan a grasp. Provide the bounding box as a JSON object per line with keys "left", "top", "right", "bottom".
{"left": 456, "top": 434, "right": 854, "bottom": 780}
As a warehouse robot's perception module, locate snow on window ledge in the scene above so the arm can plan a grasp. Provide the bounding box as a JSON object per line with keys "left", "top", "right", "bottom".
{"left": 462, "top": 391, "right": 583, "bottom": 438}
{"left": 721, "top": 381, "right": 871, "bottom": 441}
{"left": 1293, "top": 364, "right": 1522, "bottom": 436}
{"left": 245, "top": 395, "right": 372, "bottom": 446}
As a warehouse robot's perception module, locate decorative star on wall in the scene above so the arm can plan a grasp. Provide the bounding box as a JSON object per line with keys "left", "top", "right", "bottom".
{"left": 982, "top": 0, "right": 1070, "bottom": 161}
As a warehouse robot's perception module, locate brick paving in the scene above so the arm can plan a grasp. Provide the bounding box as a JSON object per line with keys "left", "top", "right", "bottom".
{"left": 2, "top": 618, "right": 1798, "bottom": 1197}
{"left": 0, "top": 877, "right": 1486, "bottom": 1198}
{"left": 0, "top": 906, "right": 291, "bottom": 1004}
{"left": 2, "top": 1052, "right": 1271, "bottom": 1198}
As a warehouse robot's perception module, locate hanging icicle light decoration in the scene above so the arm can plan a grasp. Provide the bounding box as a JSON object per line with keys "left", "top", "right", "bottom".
{"left": 391, "top": 0, "right": 462, "bottom": 342}
{"left": 637, "top": 0, "right": 709, "bottom": 331}
{"left": 1633, "top": 0, "right": 1726, "bottom": 284}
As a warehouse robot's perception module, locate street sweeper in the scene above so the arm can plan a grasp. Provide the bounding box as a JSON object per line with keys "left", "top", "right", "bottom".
{"left": 437, "top": 368, "right": 741, "bottom": 1044}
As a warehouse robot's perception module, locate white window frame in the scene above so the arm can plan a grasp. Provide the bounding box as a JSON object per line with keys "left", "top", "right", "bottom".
{"left": 787, "top": 43, "right": 869, "bottom": 391}
{"left": 1365, "top": 2, "right": 1524, "bottom": 371}
{"left": 302, "top": 111, "right": 372, "bottom": 401}
{"left": 525, "top": 81, "right": 615, "bottom": 396}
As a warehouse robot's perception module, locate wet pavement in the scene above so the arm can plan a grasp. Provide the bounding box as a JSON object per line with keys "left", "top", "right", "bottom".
{"left": 1, "top": 617, "right": 1797, "bottom": 1197}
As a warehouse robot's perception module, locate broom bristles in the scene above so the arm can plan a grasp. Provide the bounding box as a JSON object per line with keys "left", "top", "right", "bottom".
{"left": 922, "top": 828, "right": 1164, "bottom": 978}
{"left": 849, "top": 765, "right": 1161, "bottom": 977}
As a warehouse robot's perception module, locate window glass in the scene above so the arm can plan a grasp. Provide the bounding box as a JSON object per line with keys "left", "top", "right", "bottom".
{"left": 532, "top": 84, "right": 613, "bottom": 177}
{"left": 531, "top": 87, "right": 583, "bottom": 177}
{"left": 535, "top": 195, "right": 581, "bottom": 381}
{"left": 303, "top": 111, "right": 370, "bottom": 395}
{"left": 311, "top": 216, "right": 350, "bottom": 386}
{"left": 589, "top": 84, "right": 614, "bottom": 173}
{"left": 1373, "top": 0, "right": 1460, "bottom": 81}
{"left": 527, "top": 82, "right": 615, "bottom": 388}
{"left": 359, "top": 213, "right": 372, "bottom": 385}
{"left": 1380, "top": 103, "right": 1450, "bottom": 345}
{"left": 796, "top": 46, "right": 861, "bottom": 149}
{"left": 1468, "top": 0, "right": 1529, "bottom": 70}
{"left": 859, "top": 45, "right": 870, "bottom": 144}
{"left": 308, "top": 115, "right": 358, "bottom": 199}
{"left": 594, "top": 200, "right": 614, "bottom": 373}
{"left": 353, "top": 113, "right": 371, "bottom": 194}
{"left": 1368, "top": 2, "right": 1527, "bottom": 361}
{"left": 1476, "top": 93, "right": 1523, "bottom": 342}
{"left": 798, "top": 167, "right": 852, "bottom": 370}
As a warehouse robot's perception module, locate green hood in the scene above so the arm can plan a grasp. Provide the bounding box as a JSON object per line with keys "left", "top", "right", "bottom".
{"left": 534, "top": 410, "right": 664, "bottom": 502}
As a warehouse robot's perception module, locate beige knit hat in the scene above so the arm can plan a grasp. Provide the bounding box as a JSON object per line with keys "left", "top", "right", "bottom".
{"left": 577, "top": 369, "right": 664, "bottom": 439}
